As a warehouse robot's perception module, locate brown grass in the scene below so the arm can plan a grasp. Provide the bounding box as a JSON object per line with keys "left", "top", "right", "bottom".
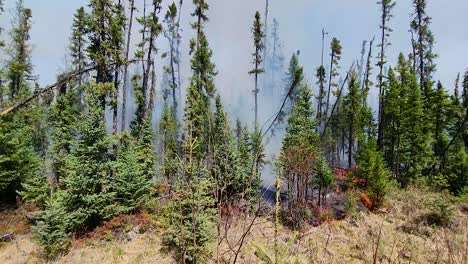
{"left": 0, "top": 188, "right": 466, "bottom": 264}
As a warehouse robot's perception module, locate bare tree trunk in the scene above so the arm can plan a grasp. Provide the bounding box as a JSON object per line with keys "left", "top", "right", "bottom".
{"left": 148, "top": 62, "right": 156, "bottom": 116}
{"left": 377, "top": 3, "right": 387, "bottom": 150}
{"left": 324, "top": 52, "right": 335, "bottom": 120}
{"left": 121, "top": 0, "right": 135, "bottom": 132}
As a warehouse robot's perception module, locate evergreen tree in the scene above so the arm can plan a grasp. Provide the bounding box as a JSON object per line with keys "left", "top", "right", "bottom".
{"left": 431, "top": 81, "right": 450, "bottom": 167}
{"left": 342, "top": 72, "right": 366, "bottom": 168}
{"left": 70, "top": 7, "right": 88, "bottom": 91}
{"left": 276, "top": 53, "right": 303, "bottom": 125}
{"left": 113, "top": 132, "right": 152, "bottom": 211}
{"left": 324, "top": 37, "right": 342, "bottom": 121}
{"left": 184, "top": 0, "right": 217, "bottom": 157}
{"left": 0, "top": 109, "right": 41, "bottom": 202}
{"left": 164, "top": 2, "right": 182, "bottom": 115}
{"left": 249, "top": 11, "right": 265, "bottom": 125}
{"left": 87, "top": 0, "right": 115, "bottom": 91}
{"left": 354, "top": 139, "right": 391, "bottom": 208}
{"left": 410, "top": 0, "right": 437, "bottom": 96}
{"left": 60, "top": 83, "right": 121, "bottom": 229}
{"left": 249, "top": 123, "right": 265, "bottom": 197}
{"left": 279, "top": 83, "right": 319, "bottom": 228}
{"left": 48, "top": 78, "right": 79, "bottom": 186}
{"left": 382, "top": 67, "right": 402, "bottom": 175}
{"left": 7, "top": 0, "right": 33, "bottom": 98}
{"left": 400, "top": 69, "right": 433, "bottom": 184}
{"left": 376, "top": 0, "right": 396, "bottom": 149}
{"left": 160, "top": 103, "right": 178, "bottom": 182}
{"left": 1, "top": 0, "right": 41, "bottom": 203}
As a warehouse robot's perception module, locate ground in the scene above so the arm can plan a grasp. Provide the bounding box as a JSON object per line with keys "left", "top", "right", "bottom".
{"left": 0, "top": 187, "right": 467, "bottom": 264}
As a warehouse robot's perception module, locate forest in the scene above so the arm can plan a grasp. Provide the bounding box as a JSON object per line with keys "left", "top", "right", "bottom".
{"left": 0, "top": 0, "right": 467, "bottom": 263}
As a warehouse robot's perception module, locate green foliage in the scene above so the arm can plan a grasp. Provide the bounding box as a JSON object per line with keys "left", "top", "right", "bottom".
{"left": 7, "top": 0, "right": 33, "bottom": 98}
{"left": 113, "top": 132, "right": 152, "bottom": 211}
{"left": 314, "top": 156, "right": 334, "bottom": 193}
{"left": 48, "top": 82, "right": 79, "bottom": 187}
{"left": 164, "top": 155, "right": 215, "bottom": 263}
{"left": 249, "top": 11, "right": 265, "bottom": 76}
{"left": 0, "top": 109, "right": 41, "bottom": 202}
{"left": 160, "top": 103, "right": 178, "bottom": 182}
{"left": 355, "top": 139, "right": 392, "bottom": 208}
{"left": 33, "top": 193, "right": 71, "bottom": 259}
{"left": 426, "top": 195, "right": 455, "bottom": 227}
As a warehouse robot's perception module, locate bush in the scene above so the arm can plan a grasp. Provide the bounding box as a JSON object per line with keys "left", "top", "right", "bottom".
{"left": 354, "top": 139, "right": 392, "bottom": 209}
{"left": 164, "top": 170, "right": 216, "bottom": 263}
{"left": 33, "top": 193, "right": 71, "bottom": 259}
{"left": 426, "top": 195, "right": 455, "bottom": 227}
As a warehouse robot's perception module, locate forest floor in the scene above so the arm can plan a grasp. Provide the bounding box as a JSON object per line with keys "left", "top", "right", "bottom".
{"left": 0, "top": 187, "right": 467, "bottom": 264}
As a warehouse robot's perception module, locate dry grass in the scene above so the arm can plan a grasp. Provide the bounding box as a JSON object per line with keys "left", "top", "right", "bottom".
{"left": 0, "top": 188, "right": 466, "bottom": 264}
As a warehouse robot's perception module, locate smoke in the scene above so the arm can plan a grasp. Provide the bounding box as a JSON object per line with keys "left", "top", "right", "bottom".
{"left": 1, "top": 0, "right": 467, "bottom": 187}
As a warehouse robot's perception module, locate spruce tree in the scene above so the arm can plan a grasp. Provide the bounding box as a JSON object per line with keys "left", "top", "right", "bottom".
{"left": 382, "top": 67, "right": 402, "bottom": 175}
{"left": 410, "top": 0, "right": 437, "bottom": 96}
{"left": 1, "top": 0, "right": 41, "bottom": 203}
{"left": 279, "top": 83, "right": 320, "bottom": 228}
{"left": 48, "top": 78, "right": 79, "bottom": 187}
{"left": 376, "top": 0, "right": 396, "bottom": 149}
{"left": 342, "top": 72, "right": 366, "bottom": 168}
{"left": 249, "top": 11, "right": 265, "bottom": 125}
{"left": 70, "top": 7, "right": 88, "bottom": 92}
{"left": 400, "top": 68, "right": 433, "bottom": 184}
{"left": 324, "top": 37, "right": 342, "bottom": 121}
{"left": 7, "top": 0, "right": 33, "bottom": 98}
{"left": 277, "top": 53, "right": 303, "bottom": 125}
{"left": 160, "top": 103, "right": 178, "bottom": 182}
{"left": 164, "top": 2, "right": 182, "bottom": 115}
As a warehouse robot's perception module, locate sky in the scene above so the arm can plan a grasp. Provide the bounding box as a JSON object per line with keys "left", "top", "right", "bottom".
{"left": 0, "top": 0, "right": 466, "bottom": 104}
{"left": 1, "top": 0, "right": 467, "bottom": 186}
{"left": 1, "top": 1, "right": 466, "bottom": 87}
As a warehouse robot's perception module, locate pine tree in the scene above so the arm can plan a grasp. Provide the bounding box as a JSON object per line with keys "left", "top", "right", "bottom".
{"left": 382, "top": 67, "right": 402, "bottom": 175}
{"left": 160, "top": 103, "right": 178, "bottom": 182}
{"left": 184, "top": 0, "right": 217, "bottom": 157}
{"left": 7, "top": 0, "right": 33, "bottom": 99}
{"left": 277, "top": 53, "right": 303, "bottom": 125}
{"left": 110, "top": 1, "right": 126, "bottom": 135}
{"left": 342, "top": 72, "right": 366, "bottom": 168}
{"left": 48, "top": 77, "right": 79, "bottom": 187}
{"left": 324, "top": 37, "right": 342, "bottom": 121}
{"left": 355, "top": 138, "right": 391, "bottom": 208}
{"left": 113, "top": 132, "right": 152, "bottom": 211}
{"left": 267, "top": 18, "right": 285, "bottom": 98}
{"left": 279, "top": 83, "right": 319, "bottom": 228}
{"left": 164, "top": 2, "right": 182, "bottom": 115}
{"left": 1, "top": 0, "right": 41, "bottom": 203}
{"left": 431, "top": 81, "right": 450, "bottom": 168}
{"left": 70, "top": 7, "right": 88, "bottom": 92}
{"left": 410, "top": 0, "right": 437, "bottom": 96}
{"left": 400, "top": 69, "right": 433, "bottom": 184}
{"left": 376, "top": 0, "right": 396, "bottom": 149}
{"left": 60, "top": 83, "right": 121, "bottom": 229}
{"left": 87, "top": 0, "right": 115, "bottom": 101}
{"left": 249, "top": 123, "right": 265, "bottom": 198}
{"left": 315, "top": 65, "right": 326, "bottom": 127}
{"left": 249, "top": 11, "right": 265, "bottom": 125}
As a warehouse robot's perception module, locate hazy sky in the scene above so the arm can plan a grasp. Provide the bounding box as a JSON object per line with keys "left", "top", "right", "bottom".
{"left": 1, "top": 0, "right": 467, "bottom": 122}
{"left": 1, "top": 0, "right": 466, "bottom": 187}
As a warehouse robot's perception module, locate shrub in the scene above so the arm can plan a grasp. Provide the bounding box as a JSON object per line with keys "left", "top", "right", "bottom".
{"left": 33, "top": 193, "right": 71, "bottom": 259}
{"left": 426, "top": 195, "right": 455, "bottom": 227}
{"left": 354, "top": 139, "right": 392, "bottom": 209}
